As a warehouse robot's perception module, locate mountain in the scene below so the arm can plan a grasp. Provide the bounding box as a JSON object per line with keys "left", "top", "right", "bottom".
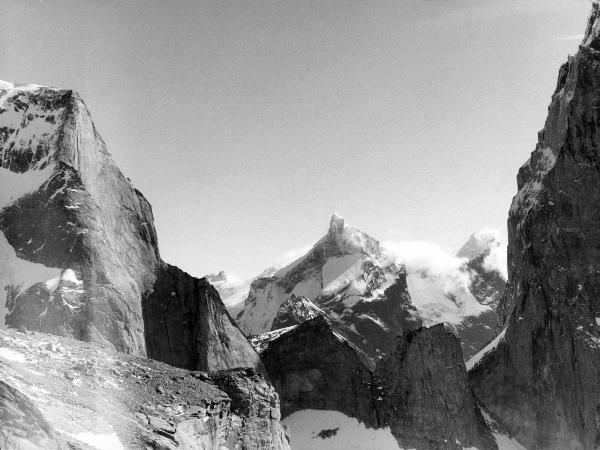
{"left": 469, "top": 6, "right": 600, "bottom": 448}
{"left": 0, "top": 80, "right": 261, "bottom": 372}
{"left": 0, "top": 326, "right": 289, "bottom": 449}
{"left": 235, "top": 214, "right": 504, "bottom": 359}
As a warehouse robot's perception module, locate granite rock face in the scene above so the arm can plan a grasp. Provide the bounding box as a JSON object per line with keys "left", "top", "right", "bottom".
{"left": 375, "top": 324, "right": 495, "bottom": 450}
{"left": 0, "top": 81, "right": 260, "bottom": 372}
{"left": 470, "top": 5, "right": 600, "bottom": 448}
{"left": 143, "top": 265, "right": 263, "bottom": 372}
{"left": 260, "top": 317, "right": 496, "bottom": 449}
{"left": 260, "top": 315, "right": 376, "bottom": 423}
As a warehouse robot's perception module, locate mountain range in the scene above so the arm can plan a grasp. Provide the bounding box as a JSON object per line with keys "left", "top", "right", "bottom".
{"left": 4, "top": 4, "right": 600, "bottom": 449}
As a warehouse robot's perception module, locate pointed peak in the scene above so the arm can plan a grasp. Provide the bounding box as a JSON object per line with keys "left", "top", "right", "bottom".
{"left": 583, "top": 2, "right": 600, "bottom": 50}
{"left": 329, "top": 213, "right": 345, "bottom": 237}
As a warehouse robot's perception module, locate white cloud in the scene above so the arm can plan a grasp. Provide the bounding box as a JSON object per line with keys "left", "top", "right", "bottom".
{"left": 556, "top": 34, "right": 584, "bottom": 41}
{"left": 482, "top": 239, "right": 508, "bottom": 280}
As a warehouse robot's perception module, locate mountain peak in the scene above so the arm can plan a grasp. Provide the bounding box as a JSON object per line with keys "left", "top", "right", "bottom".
{"left": 328, "top": 213, "right": 345, "bottom": 238}
{"left": 583, "top": 2, "right": 600, "bottom": 50}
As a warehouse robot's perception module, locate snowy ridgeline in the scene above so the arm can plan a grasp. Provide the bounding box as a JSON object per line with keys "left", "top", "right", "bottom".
{"left": 216, "top": 216, "right": 506, "bottom": 340}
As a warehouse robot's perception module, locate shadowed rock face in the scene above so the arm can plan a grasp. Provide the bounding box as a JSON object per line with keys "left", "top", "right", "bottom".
{"left": 0, "top": 83, "right": 260, "bottom": 372}
{"left": 376, "top": 325, "right": 495, "bottom": 450}
{"left": 470, "top": 5, "right": 600, "bottom": 449}
{"left": 143, "top": 265, "right": 263, "bottom": 372}
{"left": 261, "top": 317, "right": 496, "bottom": 449}
{"left": 260, "top": 316, "right": 376, "bottom": 424}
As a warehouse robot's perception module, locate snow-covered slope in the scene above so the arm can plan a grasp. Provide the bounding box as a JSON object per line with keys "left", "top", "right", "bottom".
{"left": 234, "top": 214, "right": 505, "bottom": 359}
{"left": 283, "top": 410, "right": 400, "bottom": 450}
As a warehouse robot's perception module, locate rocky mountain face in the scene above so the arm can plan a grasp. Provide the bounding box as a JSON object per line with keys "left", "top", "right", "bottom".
{"left": 237, "top": 214, "right": 420, "bottom": 359}
{"left": 0, "top": 327, "right": 290, "bottom": 449}
{"left": 259, "top": 317, "right": 500, "bottom": 449}
{"left": 469, "top": 6, "right": 600, "bottom": 449}
{"left": 0, "top": 81, "right": 261, "bottom": 373}
{"left": 235, "top": 214, "right": 503, "bottom": 360}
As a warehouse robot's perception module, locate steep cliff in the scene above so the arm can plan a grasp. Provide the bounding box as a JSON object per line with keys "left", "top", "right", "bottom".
{"left": 0, "top": 81, "right": 260, "bottom": 372}
{"left": 470, "top": 5, "right": 600, "bottom": 448}
{"left": 260, "top": 317, "right": 498, "bottom": 449}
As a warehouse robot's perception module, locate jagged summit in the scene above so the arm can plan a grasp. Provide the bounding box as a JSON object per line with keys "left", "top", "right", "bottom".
{"left": 328, "top": 212, "right": 345, "bottom": 237}
{"left": 583, "top": 1, "right": 600, "bottom": 50}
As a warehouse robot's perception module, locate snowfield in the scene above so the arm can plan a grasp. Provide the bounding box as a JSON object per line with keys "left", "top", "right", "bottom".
{"left": 283, "top": 410, "right": 401, "bottom": 450}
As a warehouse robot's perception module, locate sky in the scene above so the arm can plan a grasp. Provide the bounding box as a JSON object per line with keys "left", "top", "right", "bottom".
{"left": 0, "top": 0, "right": 592, "bottom": 279}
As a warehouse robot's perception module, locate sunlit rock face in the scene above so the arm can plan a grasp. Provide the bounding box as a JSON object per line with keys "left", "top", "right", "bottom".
{"left": 470, "top": 5, "right": 600, "bottom": 448}
{"left": 0, "top": 81, "right": 261, "bottom": 372}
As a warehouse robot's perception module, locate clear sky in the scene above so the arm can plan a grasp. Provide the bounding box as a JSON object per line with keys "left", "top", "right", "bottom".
{"left": 0, "top": 0, "right": 592, "bottom": 279}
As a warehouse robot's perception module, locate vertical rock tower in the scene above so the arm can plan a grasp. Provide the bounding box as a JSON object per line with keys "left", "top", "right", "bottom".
{"left": 0, "top": 82, "right": 261, "bottom": 372}
{"left": 470, "top": 4, "right": 600, "bottom": 448}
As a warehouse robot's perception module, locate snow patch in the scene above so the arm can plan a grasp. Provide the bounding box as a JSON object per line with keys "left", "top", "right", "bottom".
{"left": 283, "top": 409, "right": 401, "bottom": 450}
{"left": 0, "top": 347, "right": 26, "bottom": 363}
{"left": 466, "top": 327, "right": 508, "bottom": 371}
{"left": 0, "top": 231, "right": 60, "bottom": 322}
{"left": 62, "top": 431, "right": 125, "bottom": 450}
{"left": 0, "top": 165, "right": 55, "bottom": 208}
{"left": 322, "top": 254, "right": 365, "bottom": 295}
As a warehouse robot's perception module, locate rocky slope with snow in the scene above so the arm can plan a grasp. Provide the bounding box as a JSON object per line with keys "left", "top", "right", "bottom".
{"left": 259, "top": 318, "right": 504, "bottom": 449}
{"left": 469, "top": 6, "right": 600, "bottom": 448}
{"left": 235, "top": 214, "right": 504, "bottom": 360}
{"left": 0, "top": 81, "right": 261, "bottom": 372}
{"left": 0, "top": 327, "right": 290, "bottom": 449}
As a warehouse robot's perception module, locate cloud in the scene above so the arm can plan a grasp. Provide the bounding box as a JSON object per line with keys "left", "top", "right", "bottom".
{"left": 482, "top": 241, "right": 508, "bottom": 280}
{"left": 382, "top": 229, "right": 507, "bottom": 311}
{"left": 556, "top": 34, "right": 584, "bottom": 41}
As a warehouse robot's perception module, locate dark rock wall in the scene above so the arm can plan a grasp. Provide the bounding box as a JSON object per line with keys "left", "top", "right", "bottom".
{"left": 143, "top": 264, "right": 263, "bottom": 372}
{"left": 262, "top": 317, "right": 496, "bottom": 449}
{"left": 470, "top": 6, "right": 600, "bottom": 449}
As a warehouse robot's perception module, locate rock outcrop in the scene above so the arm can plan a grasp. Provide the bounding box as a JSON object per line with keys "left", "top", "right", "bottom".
{"left": 0, "top": 327, "right": 290, "bottom": 449}
{"left": 260, "top": 316, "right": 497, "bottom": 449}
{"left": 0, "top": 81, "right": 261, "bottom": 372}
{"left": 470, "top": 5, "right": 600, "bottom": 448}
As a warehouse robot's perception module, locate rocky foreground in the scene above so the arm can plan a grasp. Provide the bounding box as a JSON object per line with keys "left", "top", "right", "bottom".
{"left": 0, "top": 326, "right": 289, "bottom": 449}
